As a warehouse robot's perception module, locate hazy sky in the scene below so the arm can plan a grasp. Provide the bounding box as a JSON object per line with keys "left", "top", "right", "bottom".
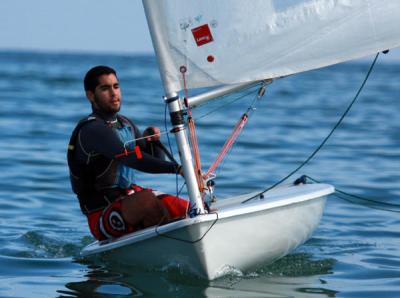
{"left": 1, "top": 0, "right": 399, "bottom": 61}
{"left": 0, "top": 0, "right": 153, "bottom": 54}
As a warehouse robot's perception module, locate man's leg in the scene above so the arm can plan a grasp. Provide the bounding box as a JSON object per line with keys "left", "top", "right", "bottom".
{"left": 121, "top": 191, "right": 171, "bottom": 228}
{"left": 157, "top": 194, "right": 189, "bottom": 220}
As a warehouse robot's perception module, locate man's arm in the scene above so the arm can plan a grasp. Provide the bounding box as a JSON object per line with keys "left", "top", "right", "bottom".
{"left": 79, "top": 121, "right": 179, "bottom": 174}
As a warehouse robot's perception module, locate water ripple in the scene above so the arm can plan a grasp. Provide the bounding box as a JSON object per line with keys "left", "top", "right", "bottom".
{"left": 0, "top": 51, "right": 399, "bottom": 297}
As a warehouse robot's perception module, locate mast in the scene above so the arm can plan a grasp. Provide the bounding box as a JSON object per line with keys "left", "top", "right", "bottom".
{"left": 142, "top": 1, "right": 204, "bottom": 215}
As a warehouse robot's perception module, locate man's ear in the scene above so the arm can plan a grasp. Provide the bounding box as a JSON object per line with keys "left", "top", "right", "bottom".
{"left": 86, "top": 90, "right": 95, "bottom": 104}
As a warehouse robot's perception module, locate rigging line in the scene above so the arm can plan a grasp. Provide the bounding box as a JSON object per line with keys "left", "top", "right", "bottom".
{"left": 177, "top": 182, "right": 186, "bottom": 196}
{"left": 122, "top": 130, "right": 169, "bottom": 148}
{"left": 334, "top": 193, "right": 400, "bottom": 213}
{"left": 205, "top": 113, "right": 249, "bottom": 178}
{"left": 181, "top": 69, "right": 205, "bottom": 192}
{"left": 195, "top": 85, "right": 261, "bottom": 120}
{"left": 204, "top": 84, "right": 267, "bottom": 179}
{"left": 156, "top": 141, "right": 179, "bottom": 164}
{"left": 154, "top": 211, "right": 219, "bottom": 244}
{"left": 305, "top": 175, "right": 400, "bottom": 212}
{"left": 243, "top": 52, "right": 381, "bottom": 203}
{"left": 335, "top": 189, "right": 400, "bottom": 208}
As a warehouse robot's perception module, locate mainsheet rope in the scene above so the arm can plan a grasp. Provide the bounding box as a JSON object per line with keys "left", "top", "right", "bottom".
{"left": 305, "top": 175, "right": 400, "bottom": 213}
{"left": 243, "top": 52, "right": 381, "bottom": 203}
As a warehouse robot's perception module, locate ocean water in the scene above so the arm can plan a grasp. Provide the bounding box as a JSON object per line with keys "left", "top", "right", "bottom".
{"left": 0, "top": 51, "right": 399, "bottom": 297}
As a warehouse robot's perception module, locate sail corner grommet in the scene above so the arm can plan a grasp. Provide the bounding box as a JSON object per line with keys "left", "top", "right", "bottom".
{"left": 180, "top": 65, "right": 187, "bottom": 73}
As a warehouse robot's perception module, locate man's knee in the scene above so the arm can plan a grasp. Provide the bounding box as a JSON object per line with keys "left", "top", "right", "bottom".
{"left": 121, "top": 192, "right": 166, "bottom": 226}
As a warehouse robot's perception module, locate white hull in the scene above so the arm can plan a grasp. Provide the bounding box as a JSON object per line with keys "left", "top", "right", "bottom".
{"left": 81, "top": 183, "right": 334, "bottom": 279}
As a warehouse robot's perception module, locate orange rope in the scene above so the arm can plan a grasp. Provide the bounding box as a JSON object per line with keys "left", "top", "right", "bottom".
{"left": 204, "top": 113, "right": 248, "bottom": 179}
{"left": 181, "top": 67, "right": 205, "bottom": 192}
{"left": 188, "top": 118, "right": 205, "bottom": 191}
{"left": 114, "top": 145, "right": 143, "bottom": 159}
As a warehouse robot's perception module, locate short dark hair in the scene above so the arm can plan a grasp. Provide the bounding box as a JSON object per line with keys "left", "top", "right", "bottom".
{"left": 83, "top": 65, "right": 117, "bottom": 92}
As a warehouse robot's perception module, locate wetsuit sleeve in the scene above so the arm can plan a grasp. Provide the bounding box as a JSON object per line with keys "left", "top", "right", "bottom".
{"left": 131, "top": 123, "right": 147, "bottom": 150}
{"left": 78, "top": 121, "right": 179, "bottom": 174}
{"left": 127, "top": 120, "right": 169, "bottom": 161}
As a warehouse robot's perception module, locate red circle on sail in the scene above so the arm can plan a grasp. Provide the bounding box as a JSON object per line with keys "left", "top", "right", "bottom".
{"left": 207, "top": 55, "right": 215, "bottom": 63}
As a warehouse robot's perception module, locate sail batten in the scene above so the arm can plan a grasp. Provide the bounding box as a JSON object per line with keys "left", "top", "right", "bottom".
{"left": 142, "top": 0, "right": 400, "bottom": 93}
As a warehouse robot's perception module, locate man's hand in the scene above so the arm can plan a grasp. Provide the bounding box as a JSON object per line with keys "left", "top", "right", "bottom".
{"left": 143, "top": 126, "right": 161, "bottom": 142}
{"left": 178, "top": 165, "right": 184, "bottom": 177}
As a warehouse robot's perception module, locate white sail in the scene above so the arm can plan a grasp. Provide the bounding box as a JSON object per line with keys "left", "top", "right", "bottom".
{"left": 143, "top": 0, "right": 400, "bottom": 93}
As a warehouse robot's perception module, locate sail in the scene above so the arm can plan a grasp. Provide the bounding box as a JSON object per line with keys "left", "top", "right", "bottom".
{"left": 143, "top": 0, "right": 400, "bottom": 93}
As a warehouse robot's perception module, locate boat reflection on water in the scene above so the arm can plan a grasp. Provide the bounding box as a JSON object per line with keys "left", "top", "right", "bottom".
{"left": 63, "top": 253, "right": 336, "bottom": 297}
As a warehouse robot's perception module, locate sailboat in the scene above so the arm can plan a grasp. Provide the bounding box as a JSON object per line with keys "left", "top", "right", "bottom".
{"left": 81, "top": 0, "right": 400, "bottom": 279}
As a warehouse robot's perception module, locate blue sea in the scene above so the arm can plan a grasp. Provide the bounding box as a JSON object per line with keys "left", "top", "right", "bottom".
{"left": 0, "top": 51, "right": 399, "bottom": 297}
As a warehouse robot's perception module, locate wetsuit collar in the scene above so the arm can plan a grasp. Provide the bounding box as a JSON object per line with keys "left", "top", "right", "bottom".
{"left": 92, "top": 107, "right": 118, "bottom": 124}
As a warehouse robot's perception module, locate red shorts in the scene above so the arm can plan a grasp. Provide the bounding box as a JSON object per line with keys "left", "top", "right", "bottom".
{"left": 86, "top": 185, "right": 189, "bottom": 241}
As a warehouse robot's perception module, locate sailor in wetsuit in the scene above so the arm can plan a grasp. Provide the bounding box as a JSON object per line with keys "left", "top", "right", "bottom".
{"left": 67, "top": 65, "right": 188, "bottom": 240}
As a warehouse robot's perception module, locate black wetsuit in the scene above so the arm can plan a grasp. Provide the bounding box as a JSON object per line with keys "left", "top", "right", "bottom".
{"left": 68, "top": 109, "right": 179, "bottom": 214}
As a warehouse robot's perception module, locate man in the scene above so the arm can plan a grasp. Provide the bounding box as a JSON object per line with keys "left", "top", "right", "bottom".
{"left": 68, "top": 65, "right": 188, "bottom": 240}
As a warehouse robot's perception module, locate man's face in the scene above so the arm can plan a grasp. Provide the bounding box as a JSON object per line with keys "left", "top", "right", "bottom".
{"left": 87, "top": 73, "right": 121, "bottom": 114}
